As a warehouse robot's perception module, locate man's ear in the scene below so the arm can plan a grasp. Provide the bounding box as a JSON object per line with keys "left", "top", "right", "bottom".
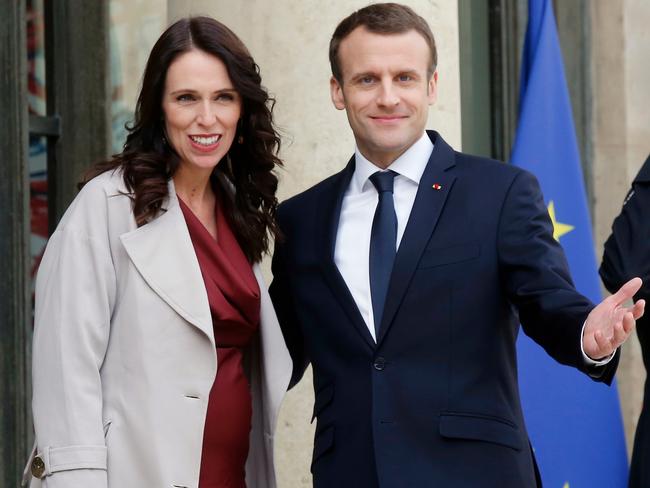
{"left": 427, "top": 71, "right": 438, "bottom": 106}
{"left": 330, "top": 76, "right": 346, "bottom": 110}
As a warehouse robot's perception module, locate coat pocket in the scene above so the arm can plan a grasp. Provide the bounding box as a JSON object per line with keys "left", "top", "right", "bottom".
{"left": 439, "top": 412, "right": 523, "bottom": 451}
{"left": 310, "top": 425, "right": 335, "bottom": 471}
{"left": 418, "top": 242, "right": 480, "bottom": 269}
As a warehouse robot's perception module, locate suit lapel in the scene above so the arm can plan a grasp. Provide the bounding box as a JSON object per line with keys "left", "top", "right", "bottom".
{"left": 120, "top": 180, "right": 214, "bottom": 343}
{"left": 317, "top": 158, "right": 376, "bottom": 350}
{"left": 377, "top": 132, "right": 457, "bottom": 345}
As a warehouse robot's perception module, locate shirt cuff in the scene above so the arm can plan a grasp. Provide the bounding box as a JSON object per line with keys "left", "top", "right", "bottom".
{"left": 581, "top": 321, "right": 615, "bottom": 366}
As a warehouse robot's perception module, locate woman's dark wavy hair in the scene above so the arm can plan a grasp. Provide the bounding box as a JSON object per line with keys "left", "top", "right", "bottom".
{"left": 83, "top": 16, "right": 282, "bottom": 263}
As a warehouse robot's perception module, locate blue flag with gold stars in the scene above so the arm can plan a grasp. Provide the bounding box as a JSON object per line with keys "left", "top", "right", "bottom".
{"left": 511, "top": 0, "right": 628, "bottom": 486}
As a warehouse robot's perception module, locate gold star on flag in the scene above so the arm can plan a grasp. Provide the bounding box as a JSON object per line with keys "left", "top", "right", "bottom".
{"left": 547, "top": 201, "right": 574, "bottom": 241}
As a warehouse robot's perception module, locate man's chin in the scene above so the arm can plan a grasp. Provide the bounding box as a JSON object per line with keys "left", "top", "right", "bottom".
{"left": 371, "top": 138, "right": 415, "bottom": 154}
{"left": 361, "top": 142, "right": 413, "bottom": 166}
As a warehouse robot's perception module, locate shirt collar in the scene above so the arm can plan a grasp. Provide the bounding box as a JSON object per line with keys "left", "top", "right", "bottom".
{"left": 352, "top": 132, "right": 434, "bottom": 193}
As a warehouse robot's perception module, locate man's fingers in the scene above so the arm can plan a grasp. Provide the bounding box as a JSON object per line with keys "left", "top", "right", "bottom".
{"left": 633, "top": 299, "right": 646, "bottom": 320}
{"left": 593, "top": 329, "right": 612, "bottom": 357}
{"left": 612, "top": 315, "right": 632, "bottom": 345}
{"left": 623, "top": 311, "right": 635, "bottom": 333}
{"left": 610, "top": 277, "right": 643, "bottom": 306}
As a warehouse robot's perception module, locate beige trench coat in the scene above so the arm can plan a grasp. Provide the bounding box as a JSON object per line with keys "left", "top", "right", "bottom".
{"left": 24, "top": 170, "right": 292, "bottom": 488}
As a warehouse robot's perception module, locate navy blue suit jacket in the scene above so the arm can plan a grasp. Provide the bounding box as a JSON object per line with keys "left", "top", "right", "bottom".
{"left": 270, "top": 132, "right": 618, "bottom": 488}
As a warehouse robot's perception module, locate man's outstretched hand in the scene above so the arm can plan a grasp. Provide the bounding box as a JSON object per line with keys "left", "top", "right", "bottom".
{"left": 583, "top": 277, "right": 645, "bottom": 360}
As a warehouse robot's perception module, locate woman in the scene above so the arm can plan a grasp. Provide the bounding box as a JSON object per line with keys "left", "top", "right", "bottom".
{"left": 26, "top": 17, "right": 291, "bottom": 488}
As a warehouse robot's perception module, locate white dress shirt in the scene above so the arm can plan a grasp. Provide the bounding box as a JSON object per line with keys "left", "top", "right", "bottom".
{"left": 334, "top": 133, "right": 433, "bottom": 341}
{"left": 333, "top": 131, "right": 611, "bottom": 365}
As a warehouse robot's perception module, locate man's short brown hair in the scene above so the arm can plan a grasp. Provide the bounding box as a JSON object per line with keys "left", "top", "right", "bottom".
{"left": 329, "top": 3, "right": 438, "bottom": 83}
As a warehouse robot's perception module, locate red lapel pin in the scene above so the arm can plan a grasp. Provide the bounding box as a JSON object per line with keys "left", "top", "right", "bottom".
{"left": 432, "top": 183, "right": 442, "bottom": 190}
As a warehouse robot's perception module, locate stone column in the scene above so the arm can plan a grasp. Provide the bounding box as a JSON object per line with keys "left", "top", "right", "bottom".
{"left": 0, "top": 1, "right": 31, "bottom": 485}
{"left": 590, "top": 0, "right": 650, "bottom": 455}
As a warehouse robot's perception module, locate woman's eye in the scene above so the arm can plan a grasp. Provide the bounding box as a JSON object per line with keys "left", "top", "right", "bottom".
{"left": 216, "top": 93, "right": 235, "bottom": 101}
{"left": 176, "top": 94, "right": 195, "bottom": 102}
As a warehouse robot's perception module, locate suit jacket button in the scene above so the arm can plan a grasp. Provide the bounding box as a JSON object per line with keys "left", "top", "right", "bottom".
{"left": 373, "top": 357, "right": 386, "bottom": 371}
{"left": 31, "top": 455, "right": 45, "bottom": 479}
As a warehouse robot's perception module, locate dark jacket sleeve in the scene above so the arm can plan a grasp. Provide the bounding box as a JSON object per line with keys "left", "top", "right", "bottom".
{"left": 497, "top": 169, "right": 619, "bottom": 383}
{"left": 600, "top": 155, "right": 650, "bottom": 299}
{"left": 600, "top": 155, "right": 650, "bottom": 368}
{"left": 269, "top": 204, "right": 310, "bottom": 388}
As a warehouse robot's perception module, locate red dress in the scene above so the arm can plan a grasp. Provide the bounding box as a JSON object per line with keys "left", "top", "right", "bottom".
{"left": 179, "top": 196, "right": 260, "bottom": 488}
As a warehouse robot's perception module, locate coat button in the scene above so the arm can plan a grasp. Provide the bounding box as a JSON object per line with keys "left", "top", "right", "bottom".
{"left": 31, "top": 455, "right": 45, "bottom": 479}
{"left": 373, "top": 357, "right": 386, "bottom": 371}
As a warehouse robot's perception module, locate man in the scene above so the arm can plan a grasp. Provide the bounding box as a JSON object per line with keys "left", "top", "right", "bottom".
{"left": 270, "top": 4, "right": 645, "bottom": 487}
{"left": 600, "top": 154, "right": 650, "bottom": 488}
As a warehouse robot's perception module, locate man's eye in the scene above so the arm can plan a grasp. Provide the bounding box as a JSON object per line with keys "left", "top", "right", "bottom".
{"left": 360, "top": 76, "right": 374, "bottom": 84}
{"left": 398, "top": 74, "right": 412, "bottom": 82}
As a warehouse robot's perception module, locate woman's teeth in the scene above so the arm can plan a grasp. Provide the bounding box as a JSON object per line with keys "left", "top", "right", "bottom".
{"left": 190, "top": 135, "right": 220, "bottom": 146}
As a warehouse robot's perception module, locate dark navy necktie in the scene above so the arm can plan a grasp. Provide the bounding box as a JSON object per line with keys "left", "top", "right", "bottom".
{"left": 369, "top": 170, "right": 397, "bottom": 337}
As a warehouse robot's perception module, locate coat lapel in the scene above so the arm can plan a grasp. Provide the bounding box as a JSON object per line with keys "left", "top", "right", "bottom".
{"left": 120, "top": 180, "right": 214, "bottom": 343}
{"left": 317, "top": 158, "right": 376, "bottom": 350}
{"left": 377, "top": 132, "right": 457, "bottom": 345}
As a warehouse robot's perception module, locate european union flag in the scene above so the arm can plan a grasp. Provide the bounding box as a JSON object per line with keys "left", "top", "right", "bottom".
{"left": 511, "top": 0, "right": 628, "bottom": 486}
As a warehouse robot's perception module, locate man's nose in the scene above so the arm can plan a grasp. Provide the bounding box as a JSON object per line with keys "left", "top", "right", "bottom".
{"left": 376, "top": 81, "right": 399, "bottom": 107}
